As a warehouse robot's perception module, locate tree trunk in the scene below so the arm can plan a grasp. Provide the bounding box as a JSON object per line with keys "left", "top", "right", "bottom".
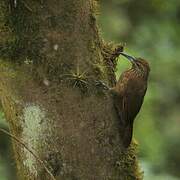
{"left": 0, "top": 0, "right": 142, "bottom": 179}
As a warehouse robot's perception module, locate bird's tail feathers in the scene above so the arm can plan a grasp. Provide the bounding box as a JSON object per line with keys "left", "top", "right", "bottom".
{"left": 122, "top": 124, "right": 133, "bottom": 148}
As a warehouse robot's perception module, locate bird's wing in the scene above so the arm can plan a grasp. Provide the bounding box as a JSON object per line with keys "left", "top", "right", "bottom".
{"left": 125, "top": 82, "right": 147, "bottom": 125}
{"left": 110, "top": 72, "right": 131, "bottom": 124}
{"left": 111, "top": 83, "right": 133, "bottom": 148}
{"left": 122, "top": 81, "right": 147, "bottom": 147}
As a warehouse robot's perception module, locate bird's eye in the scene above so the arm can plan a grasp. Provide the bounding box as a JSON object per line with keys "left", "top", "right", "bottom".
{"left": 136, "top": 63, "right": 142, "bottom": 70}
{"left": 136, "top": 62, "right": 140, "bottom": 67}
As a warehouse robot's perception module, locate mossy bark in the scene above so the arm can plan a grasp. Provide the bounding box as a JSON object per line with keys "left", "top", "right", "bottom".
{"left": 0, "top": 0, "right": 142, "bottom": 179}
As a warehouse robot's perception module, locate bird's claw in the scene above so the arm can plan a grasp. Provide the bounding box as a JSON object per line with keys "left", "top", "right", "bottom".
{"left": 95, "top": 80, "right": 110, "bottom": 90}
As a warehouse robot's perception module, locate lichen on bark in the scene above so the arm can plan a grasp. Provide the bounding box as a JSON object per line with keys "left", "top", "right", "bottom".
{"left": 21, "top": 104, "right": 47, "bottom": 177}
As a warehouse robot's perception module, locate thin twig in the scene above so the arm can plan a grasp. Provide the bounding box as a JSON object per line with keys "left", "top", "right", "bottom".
{"left": 22, "top": 0, "right": 33, "bottom": 12}
{"left": 0, "top": 128, "right": 56, "bottom": 180}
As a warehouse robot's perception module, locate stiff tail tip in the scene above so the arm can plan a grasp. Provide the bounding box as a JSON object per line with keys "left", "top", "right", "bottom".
{"left": 122, "top": 124, "right": 133, "bottom": 148}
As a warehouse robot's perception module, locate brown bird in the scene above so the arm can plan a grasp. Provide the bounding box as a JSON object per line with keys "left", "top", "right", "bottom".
{"left": 110, "top": 52, "right": 150, "bottom": 148}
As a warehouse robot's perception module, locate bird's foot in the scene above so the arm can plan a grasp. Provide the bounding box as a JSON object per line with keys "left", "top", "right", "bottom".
{"left": 95, "top": 80, "right": 110, "bottom": 90}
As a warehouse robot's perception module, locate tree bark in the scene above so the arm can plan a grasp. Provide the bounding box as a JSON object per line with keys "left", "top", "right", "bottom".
{"left": 0, "top": 0, "right": 142, "bottom": 179}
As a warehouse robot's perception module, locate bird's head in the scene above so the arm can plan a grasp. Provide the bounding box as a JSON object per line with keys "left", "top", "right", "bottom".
{"left": 120, "top": 52, "right": 150, "bottom": 79}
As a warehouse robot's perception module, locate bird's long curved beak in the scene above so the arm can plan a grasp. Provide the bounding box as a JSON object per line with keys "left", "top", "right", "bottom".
{"left": 119, "top": 52, "right": 136, "bottom": 63}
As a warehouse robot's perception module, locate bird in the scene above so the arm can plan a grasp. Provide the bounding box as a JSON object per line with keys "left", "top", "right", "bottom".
{"left": 111, "top": 52, "right": 150, "bottom": 148}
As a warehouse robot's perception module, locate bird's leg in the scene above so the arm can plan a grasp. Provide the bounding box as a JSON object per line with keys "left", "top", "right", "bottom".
{"left": 95, "top": 80, "right": 110, "bottom": 90}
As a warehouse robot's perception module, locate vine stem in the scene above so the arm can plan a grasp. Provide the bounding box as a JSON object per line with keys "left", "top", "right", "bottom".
{"left": 0, "top": 127, "right": 56, "bottom": 180}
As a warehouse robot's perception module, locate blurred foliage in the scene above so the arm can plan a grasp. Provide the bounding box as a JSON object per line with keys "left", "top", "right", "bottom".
{"left": 99, "top": 0, "right": 180, "bottom": 179}
{"left": 1, "top": 0, "right": 180, "bottom": 179}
